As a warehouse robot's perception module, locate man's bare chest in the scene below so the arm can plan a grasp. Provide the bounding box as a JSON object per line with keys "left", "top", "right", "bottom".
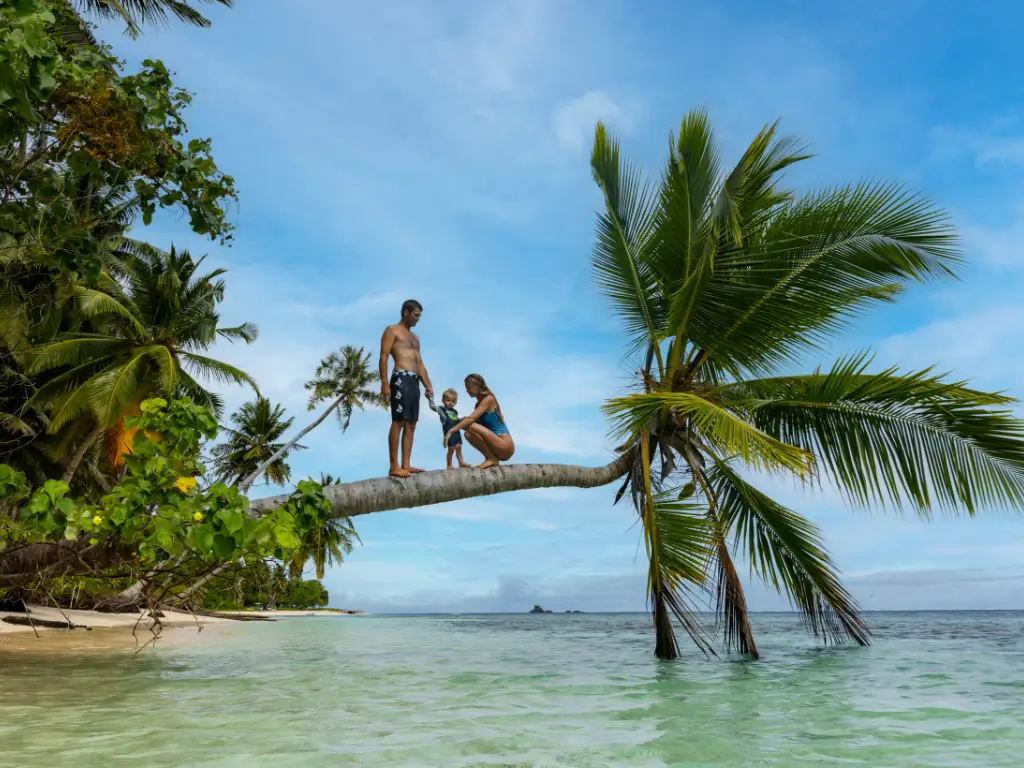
{"left": 393, "top": 330, "right": 420, "bottom": 351}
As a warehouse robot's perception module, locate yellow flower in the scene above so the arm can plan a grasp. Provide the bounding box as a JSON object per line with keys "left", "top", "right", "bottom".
{"left": 92, "top": 515, "right": 103, "bottom": 526}
{"left": 193, "top": 512, "right": 204, "bottom": 522}
{"left": 175, "top": 476, "right": 197, "bottom": 492}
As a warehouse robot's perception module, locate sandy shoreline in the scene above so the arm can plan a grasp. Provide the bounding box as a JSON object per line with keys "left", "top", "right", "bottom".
{"left": 0, "top": 605, "right": 361, "bottom": 652}
{"left": 0, "top": 605, "right": 236, "bottom": 653}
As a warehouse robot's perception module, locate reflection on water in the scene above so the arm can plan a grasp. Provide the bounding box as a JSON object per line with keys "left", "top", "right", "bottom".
{"left": 2, "top": 612, "right": 1023, "bottom": 766}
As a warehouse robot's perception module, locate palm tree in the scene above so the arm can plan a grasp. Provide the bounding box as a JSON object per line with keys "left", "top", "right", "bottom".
{"left": 26, "top": 245, "right": 258, "bottom": 482}
{"left": 239, "top": 346, "right": 380, "bottom": 492}
{"left": 74, "top": 0, "right": 233, "bottom": 31}
{"left": 586, "top": 110, "right": 1024, "bottom": 659}
{"left": 212, "top": 397, "right": 305, "bottom": 487}
{"left": 286, "top": 474, "right": 360, "bottom": 580}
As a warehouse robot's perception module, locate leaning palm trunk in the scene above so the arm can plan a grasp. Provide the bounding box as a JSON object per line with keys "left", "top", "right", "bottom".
{"left": 60, "top": 422, "right": 105, "bottom": 484}
{"left": 177, "top": 458, "right": 630, "bottom": 605}
{"left": 238, "top": 394, "right": 345, "bottom": 493}
{"left": 172, "top": 560, "right": 232, "bottom": 606}
{"left": 249, "top": 456, "right": 632, "bottom": 519}
{"left": 96, "top": 551, "right": 189, "bottom": 611}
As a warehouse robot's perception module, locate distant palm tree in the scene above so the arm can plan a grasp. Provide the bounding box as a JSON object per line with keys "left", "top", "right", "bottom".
{"left": 212, "top": 397, "right": 305, "bottom": 487}
{"left": 239, "top": 346, "right": 380, "bottom": 492}
{"left": 27, "top": 245, "right": 258, "bottom": 482}
{"left": 287, "top": 475, "right": 360, "bottom": 580}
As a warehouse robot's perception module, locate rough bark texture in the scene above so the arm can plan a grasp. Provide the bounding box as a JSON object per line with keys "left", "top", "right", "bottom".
{"left": 249, "top": 455, "right": 632, "bottom": 519}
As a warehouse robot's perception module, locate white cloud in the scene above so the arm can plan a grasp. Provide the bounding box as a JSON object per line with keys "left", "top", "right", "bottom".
{"left": 976, "top": 137, "right": 1024, "bottom": 166}
{"left": 962, "top": 220, "right": 1024, "bottom": 267}
{"left": 879, "top": 304, "right": 1024, "bottom": 386}
{"left": 552, "top": 91, "right": 635, "bottom": 151}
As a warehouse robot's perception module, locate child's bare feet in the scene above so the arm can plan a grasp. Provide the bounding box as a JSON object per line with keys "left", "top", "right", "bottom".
{"left": 446, "top": 465, "right": 457, "bottom": 471}
{"left": 407, "top": 467, "right": 425, "bottom": 474}
{"left": 476, "top": 459, "right": 499, "bottom": 470}
{"left": 458, "top": 462, "right": 472, "bottom": 469}
{"left": 389, "top": 468, "right": 410, "bottom": 479}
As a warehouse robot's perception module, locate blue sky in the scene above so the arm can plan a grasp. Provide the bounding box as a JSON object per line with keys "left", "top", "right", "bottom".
{"left": 100, "top": 0, "right": 1024, "bottom": 613}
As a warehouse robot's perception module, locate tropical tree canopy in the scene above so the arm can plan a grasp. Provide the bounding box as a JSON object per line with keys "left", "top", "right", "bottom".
{"left": 590, "top": 109, "right": 1024, "bottom": 659}
{"left": 26, "top": 245, "right": 258, "bottom": 435}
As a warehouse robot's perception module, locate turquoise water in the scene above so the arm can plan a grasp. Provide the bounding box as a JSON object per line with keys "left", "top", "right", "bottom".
{"left": 2, "top": 612, "right": 1023, "bottom": 766}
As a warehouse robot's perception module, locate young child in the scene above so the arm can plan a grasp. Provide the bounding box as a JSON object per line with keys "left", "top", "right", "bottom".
{"left": 428, "top": 388, "right": 471, "bottom": 469}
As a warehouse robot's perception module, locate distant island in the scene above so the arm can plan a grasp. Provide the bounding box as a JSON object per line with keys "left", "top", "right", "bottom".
{"left": 529, "top": 606, "right": 584, "bottom": 614}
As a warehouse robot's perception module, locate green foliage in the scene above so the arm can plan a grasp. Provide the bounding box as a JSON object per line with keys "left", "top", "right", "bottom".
{"left": 197, "top": 557, "right": 329, "bottom": 610}
{"left": 281, "top": 578, "right": 328, "bottom": 609}
{"left": 1, "top": 1, "right": 237, "bottom": 269}
{"left": 0, "top": 397, "right": 334, "bottom": 574}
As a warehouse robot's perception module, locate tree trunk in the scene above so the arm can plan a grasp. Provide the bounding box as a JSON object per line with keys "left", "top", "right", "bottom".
{"left": 249, "top": 455, "right": 632, "bottom": 519}
{"left": 60, "top": 422, "right": 105, "bottom": 484}
{"left": 172, "top": 560, "right": 232, "bottom": 606}
{"left": 98, "top": 551, "right": 190, "bottom": 611}
{"left": 239, "top": 396, "right": 342, "bottom": 493}
{"left": 2, "top": 456, "right": 631, "bottom": 587}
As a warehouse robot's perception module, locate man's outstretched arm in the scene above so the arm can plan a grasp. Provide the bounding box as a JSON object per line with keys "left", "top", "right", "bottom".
{"left": 379, "top": 327, "right": 394, "bottom": 402}
{"left": 419, "top": 360, "right": 434, "bottom": 400}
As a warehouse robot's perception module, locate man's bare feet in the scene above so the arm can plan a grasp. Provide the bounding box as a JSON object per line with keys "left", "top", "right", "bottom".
{"left": 388, "top": 468, "right": 410, "bottom": 479}
{"left": 476, "top": 459, "right": 499, "bottom": 470}
{"left": 407, "top": 467, "right": 425, "bottom": 474}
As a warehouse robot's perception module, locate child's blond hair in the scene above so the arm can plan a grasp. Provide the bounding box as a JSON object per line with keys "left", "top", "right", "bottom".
{"left": 442, "top": 388, "right": 459, "bottom": 402}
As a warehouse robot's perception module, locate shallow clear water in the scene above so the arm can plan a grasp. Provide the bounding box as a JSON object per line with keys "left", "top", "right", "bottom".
{"left": 2, "top": 612, "right": 1023, "bottom": 766}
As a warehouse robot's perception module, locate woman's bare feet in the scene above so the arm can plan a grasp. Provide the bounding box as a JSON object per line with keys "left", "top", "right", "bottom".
{"left": 389, "top": 468, "right": 410, "bottom": 479}
{"left": 407, "top": 467, "right": 425, "bottom": 474}
{"left": 476, "top": 459, "right": 500, "bottom": 470}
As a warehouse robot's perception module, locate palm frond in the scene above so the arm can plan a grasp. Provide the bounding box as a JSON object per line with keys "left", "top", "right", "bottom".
{"left": 217, "top": 322, "right": 259, "bottom": 344}
{"left": 709, "top": 458, "right": 870, "bottom": 646}
{"left": 72, "top": 286, "right": 145, "bottom": 336}
{"left": 696, "top": 182, "right": 960, "bottom": 375}
{"left": 713, "top": 354, "right": 1024, "bottom": 514}
{"left": 180, "top": 352, "right": 258, "bottom": 391}
{"left": 648, "top": 488, "right": 717, "bottom": 658}
{"left": 591, "top": 122, "right": 665, "bottom": 359}
{"left": 74, "top": 0, "right": 232, "bottom": 29}
{"left": 25, "top": 336, "right": 125, "bottom": 375}
{"left": 604, "top": 391, "right": 813, "bottom": 475}
{"left": 87, "top": 349, "right": 151, "bottom": 427}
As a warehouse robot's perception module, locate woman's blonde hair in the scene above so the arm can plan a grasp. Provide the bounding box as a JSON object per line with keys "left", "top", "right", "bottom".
{"left": 465, "top": 373, "right": 503, "bottom": 424}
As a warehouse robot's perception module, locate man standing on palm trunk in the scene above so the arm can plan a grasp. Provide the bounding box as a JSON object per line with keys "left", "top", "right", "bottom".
{"left": 379, "top": 299, "right": 434, "bottom": 478}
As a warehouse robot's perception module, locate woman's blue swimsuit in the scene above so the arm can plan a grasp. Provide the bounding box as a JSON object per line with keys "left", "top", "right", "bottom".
{"left": 478, "top": 410, "right": 509, "bottom": 436}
